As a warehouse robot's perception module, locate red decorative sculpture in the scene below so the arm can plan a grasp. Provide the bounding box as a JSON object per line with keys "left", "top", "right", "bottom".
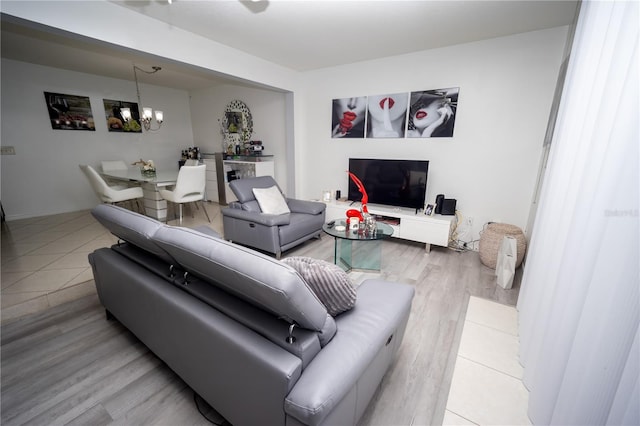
{"left": 346, "top": 209, "right": 363, "bottom": 221}
{"left": 347, "top": 171, "right": 369, "bottom": 214}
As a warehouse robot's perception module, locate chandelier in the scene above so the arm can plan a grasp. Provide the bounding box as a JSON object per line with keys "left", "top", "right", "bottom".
{"left": 121, "top": 65, "right": 164, "bottom": 131}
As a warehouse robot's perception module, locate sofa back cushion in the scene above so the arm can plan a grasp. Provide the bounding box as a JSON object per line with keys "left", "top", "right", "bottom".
{"left": 241, "top": 200, "right": 262, "bottom": 212}
{"left": 91, "top": 204, "right": 174, "bottom": 264}
{"left": 152, "top": 226, "right": 336, "bottom": 339}
{"left": 229, "top": 175, "right": 281, "bottom": 204}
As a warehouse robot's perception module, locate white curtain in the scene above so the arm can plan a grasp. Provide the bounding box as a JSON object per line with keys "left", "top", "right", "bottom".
{"left": 517, "top": 0, "right": 639, "bottom": 425}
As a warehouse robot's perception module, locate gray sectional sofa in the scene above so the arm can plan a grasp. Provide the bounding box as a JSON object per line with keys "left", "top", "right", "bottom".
{"left": 88, "top": 204, "right": 415, "bottom": 426}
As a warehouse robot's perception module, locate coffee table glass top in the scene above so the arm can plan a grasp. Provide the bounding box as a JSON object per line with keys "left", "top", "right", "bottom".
{"left": 322, "top": 220, "right": 394, "bottom": 241}
{"left": 322, "top": 220, "right": 393, "bottom": 272}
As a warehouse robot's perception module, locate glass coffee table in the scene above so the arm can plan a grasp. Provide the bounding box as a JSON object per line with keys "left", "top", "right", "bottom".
{"left": 322, "top": 220, "right": 394, "bottom": 272}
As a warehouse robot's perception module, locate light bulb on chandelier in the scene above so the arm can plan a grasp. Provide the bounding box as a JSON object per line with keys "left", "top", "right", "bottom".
{"left": 121, "top": 65, "right": 164, "bottom": 132}
{"left": 141, "top": 107, "right": 164, "bottom": 130}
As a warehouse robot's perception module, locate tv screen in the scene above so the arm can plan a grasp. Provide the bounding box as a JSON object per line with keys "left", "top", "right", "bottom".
{"left": 348, "top": 158, "right": 429, "bottom": 210}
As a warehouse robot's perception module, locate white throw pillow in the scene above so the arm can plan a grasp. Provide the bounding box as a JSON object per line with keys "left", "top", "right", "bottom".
{"left": 252, "top": 185, "right": 291, "bottom": 215}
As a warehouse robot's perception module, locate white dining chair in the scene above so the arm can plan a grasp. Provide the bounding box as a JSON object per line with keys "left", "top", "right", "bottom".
{"left": 80, "top": 164, "right": 144, "bottom": 212}
{"left": 159, "top": 165, "right": 211, "bottom": 224}
{"left": 184, "top": 159, "right": 199, "bottom": 166}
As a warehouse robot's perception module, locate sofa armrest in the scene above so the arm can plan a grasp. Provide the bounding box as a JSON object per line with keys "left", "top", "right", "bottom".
{"left": 285, "top": 279, "right": 414, "bottom": 426}
{"left": 221, "top": 207, "right": 291, "bottom": 226}
{"left": 287, "top": 199, "right": 326, "bottom": 215}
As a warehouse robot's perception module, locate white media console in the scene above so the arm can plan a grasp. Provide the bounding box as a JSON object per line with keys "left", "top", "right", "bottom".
{"left": 324, "top": 200, "right": 455, "bottom": 252}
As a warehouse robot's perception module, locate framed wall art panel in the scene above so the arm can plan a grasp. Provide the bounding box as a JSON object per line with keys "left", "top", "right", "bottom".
{"left": 366, "top": 93, "right": 409, "bottom": 138}
{"left": 44, "top": 92, "right": 95, "bottom": 131}
{"left": 103, "top": 99, "right": 142, "bottom": 133}
{"left": 407, "top": 87, "right": 459, "bottom": 138}
{"left": 331, "top": 96, "right": 367, "bottom": 138}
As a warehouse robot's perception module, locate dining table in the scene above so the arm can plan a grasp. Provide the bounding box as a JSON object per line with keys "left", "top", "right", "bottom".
{"left": 101, "top": 168, "right": 179, "bottom": 221}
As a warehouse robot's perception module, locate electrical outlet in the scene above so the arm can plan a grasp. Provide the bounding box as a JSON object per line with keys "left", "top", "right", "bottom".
{"left": 1, "top": 146, "right": 16, "bottom": 155}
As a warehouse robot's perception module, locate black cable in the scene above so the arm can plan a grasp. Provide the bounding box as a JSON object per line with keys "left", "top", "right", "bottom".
{"left": 448, "top": 237, "right": 481, "bottom": 253}
{"left": 193, "top": 391, "right": 231, "bottom": 426}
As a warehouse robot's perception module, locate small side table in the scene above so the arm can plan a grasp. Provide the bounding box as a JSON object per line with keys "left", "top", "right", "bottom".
{"left": 322, "top": 220, "right": 394, "bottom": 272}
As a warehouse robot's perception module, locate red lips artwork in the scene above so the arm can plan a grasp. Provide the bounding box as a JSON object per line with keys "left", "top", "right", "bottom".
{"left": 415, "top": 110, "right": 428, "bottom": 119}
{"left": 339, "top": 111, "right": 357, "bottom": 134}
{"left": 379, "top": 97, "right": 395, "bottom": 110}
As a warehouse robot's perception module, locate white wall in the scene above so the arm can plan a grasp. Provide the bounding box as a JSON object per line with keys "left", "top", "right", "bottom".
{"left": 2, "top": 1, "right": 299, "bottom": 92}
{"left": 190, "top": 85, "right": 289, "bottom": 193}
{"left": 0, "top": 59, "right": 194, "bottom": 219}
{"left": 0, "top": 3, "right": 568, "bottom": 237}
{"left": 296, "top": 27, "right": 568, "bottom": 243}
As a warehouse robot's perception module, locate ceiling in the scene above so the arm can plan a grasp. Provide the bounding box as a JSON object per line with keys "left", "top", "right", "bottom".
{"left": 0, "top": 0, "right": 579, "bottom": 91}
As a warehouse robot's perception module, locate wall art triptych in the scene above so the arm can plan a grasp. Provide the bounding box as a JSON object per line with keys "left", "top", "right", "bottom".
{"left": 331, "top": 87, "right": 459, "bottom": 139}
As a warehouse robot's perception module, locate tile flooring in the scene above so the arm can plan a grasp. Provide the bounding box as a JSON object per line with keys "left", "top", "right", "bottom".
{"left": 1, "top": 204, "right": 224, "bottom": 324}
{"left": 1, "top": 205, "right": 530, "bottom": 424}
{"left": 443, "top": 296, "right": 531, "bottom": 425}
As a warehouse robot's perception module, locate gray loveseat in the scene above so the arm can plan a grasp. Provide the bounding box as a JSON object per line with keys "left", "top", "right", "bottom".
{"left": 221, "top": 176, "right": 326, "bottom": 258}
{"left": 88, "top": 204, "right": 414, "bottom": 426}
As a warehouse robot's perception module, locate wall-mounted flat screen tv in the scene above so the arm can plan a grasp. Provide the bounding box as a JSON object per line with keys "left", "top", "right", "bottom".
{"left": 348, "top": 158, "right": 429, "bottom": 211}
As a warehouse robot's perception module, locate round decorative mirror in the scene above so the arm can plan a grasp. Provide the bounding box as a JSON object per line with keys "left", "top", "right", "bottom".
{"left": 222, "top": 100, "right": 253, "bottom": 142}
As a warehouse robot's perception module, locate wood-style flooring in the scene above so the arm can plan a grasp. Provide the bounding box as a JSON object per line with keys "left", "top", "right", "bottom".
{"left": 1, "top": 233, "right": 521, "bottom": 426}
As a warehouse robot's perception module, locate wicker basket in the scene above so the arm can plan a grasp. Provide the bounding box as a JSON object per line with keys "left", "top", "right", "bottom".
{"left": 479, "top": 223, "right": 527, "bottom": 269}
